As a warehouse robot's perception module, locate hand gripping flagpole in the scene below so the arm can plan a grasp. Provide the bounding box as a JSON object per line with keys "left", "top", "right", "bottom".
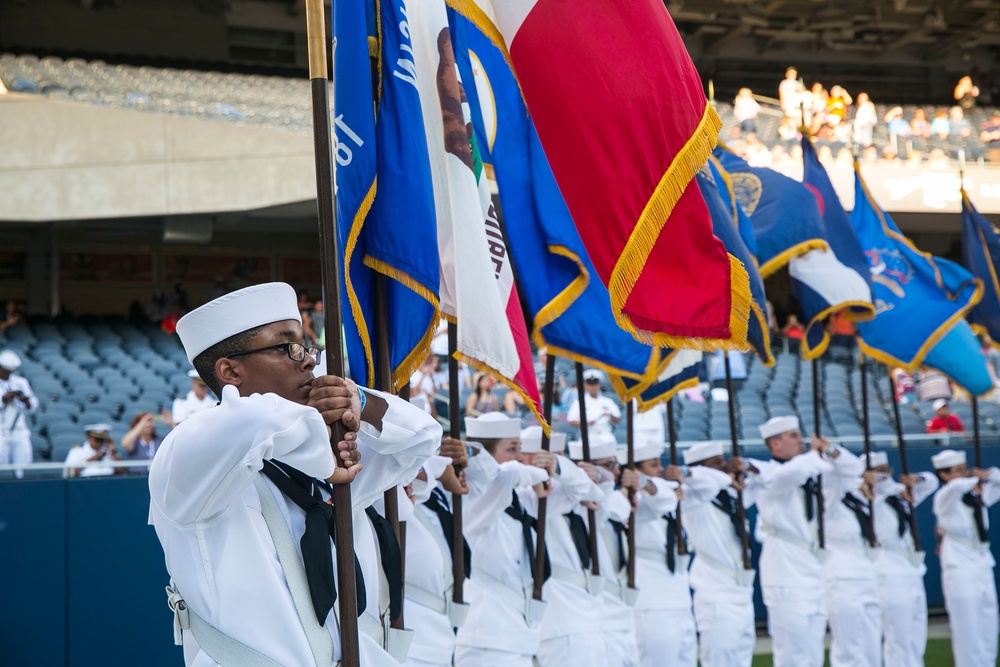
{"left": 812, "top": 359, "right": 827, "bottom": 550}
{"left": 304, "top": 1, "right": 360, "bottom": 663}
{"left": 533, "top": 353, "right": 557, "bottom": 601}
{"left": 858, "top": 351, "right": 878, "bottom": 548}
{"left": 887, "top": 366, "right": 922, "bottom": 552}
{"left": 723, "top": 354, "right": 753, "bottom": 570}
{"left": 447, "top": 322, "right": 466, "bottom": 606}
{"left": 666, "top": 398, "right": 687, "bottom": 555}
{"left": 575, "top": 362, "right": 601, "bottom": 578}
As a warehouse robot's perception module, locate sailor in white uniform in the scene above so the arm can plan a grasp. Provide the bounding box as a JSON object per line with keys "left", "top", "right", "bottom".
{"left": 568, "top": 433, "right": 641, "bottom": 667}
{"left": 528, "top": 427, "right": 609, "bottom": 667}
{"left": 0, "top": 350, "right": 38, "bottom": 477}
{"left": 170, "top": 369, "right": 216, "bottom": 425}
{"left": 64, "top": 423, "right": 120, "bottom": 478}
{"left": 820, "top": 446, "right": 881, "bottom": 667}
{"left": 749, "top": 415, "right": 833, "bottom": 667}
{"left": 148, "top": 282, "right": 441, "bottom": 667}
{"left": 567, "top": 369, "right": 621, "bottom": 437}
{"left": 676, "top": 441, "right": 757, "bottom": 667}
{"left": 931, "top": 448, "right": 1000, "bottom": 667}
{"left": 869, "top": 450, "right": 938, "bottom": 667}
{"left": 454, "top": 413, "right": 555, "bottom": 667}
{"left": 626, "top": 442, "right": 694, "bottom": 667}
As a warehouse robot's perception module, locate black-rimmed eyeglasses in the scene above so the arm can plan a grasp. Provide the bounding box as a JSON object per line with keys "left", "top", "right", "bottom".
{"left": 224, "top": 342, "right": 320, "bottom": 362}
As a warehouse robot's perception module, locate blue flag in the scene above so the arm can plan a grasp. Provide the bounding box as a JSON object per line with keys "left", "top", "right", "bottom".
{"left": 447, "top": 6, "right": 662, "bottom": 395}
{"left": 795, "top": 138, "right": 875, "bottom": 358}
{"left": 714, "top": 147, "right": 827, "bottom": 277}
{"left": 923, "top": 320, "right": 993, "bottom": 396}
{"left": 697, "top": 165, "right": 772, "bottom": 366}
{"left": 852, "top": 167, "right": 983, "bottom": 379}
{"left": 961, "top": 191, "right": 1000, "bottom": 346}
{"left": 627, "top": 350, "right": 703, "bottom": 411}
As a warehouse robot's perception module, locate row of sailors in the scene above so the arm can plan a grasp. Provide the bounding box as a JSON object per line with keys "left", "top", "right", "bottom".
{"left": 151, "top": 283, "right": 998, "bottom": 667}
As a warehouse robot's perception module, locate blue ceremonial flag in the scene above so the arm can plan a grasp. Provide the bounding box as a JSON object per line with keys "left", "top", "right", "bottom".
{"left": 697, "top": 163, "right": 773, "bottom": 366}
{"left": 851, "top": 166, "right": 984, "bottom": 379}
{"left": 795, "top": 137, "right": 875, "bottom": 358}
{"left": 714, "top": 147, "right": 827, "bottom": 277}
{"left": 961, "top": 191, "right": 1000, "bottom": 347}
{"left": 447, "top": 4, "right": 661, "bottom": 395}
{"left": 922, "top": 320, "right": 993, "bottom": 396}
{"left": 333, "top": 0, "right": 440, "bottom": 392}
{"left": 627, "top": 350, "right": 703, "bottom": 411}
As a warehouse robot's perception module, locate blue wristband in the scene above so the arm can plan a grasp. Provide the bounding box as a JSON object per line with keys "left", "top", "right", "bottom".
{"left": 357, "top": 387, "right": 367, "bottom": 413}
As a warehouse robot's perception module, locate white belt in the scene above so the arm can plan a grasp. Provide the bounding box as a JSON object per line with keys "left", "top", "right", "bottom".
{"left": 634, "top": 548, "right": 692, "bottom": 574}
{"left": 942, "top": 530, "right": 992, "bottom": 555}
{"left": 404, "top": 583, "right": 471, "bottom": 627}
{"left": 359, "top": 612, "right": 413, "bottom": 664}
{"left": 826, "top": 538, "right": 878, "bottom": 562}
{"left": 759, "top": 521, "right": 822, "bottom": 557}
{"left": 549, "top": 564, "right": 605, "bottom": 596}
{"left": 692, "top": 549, "right": 756, "bottom": 588}
{"left": 475, "top": 572, "right": 548, "bottom": 625}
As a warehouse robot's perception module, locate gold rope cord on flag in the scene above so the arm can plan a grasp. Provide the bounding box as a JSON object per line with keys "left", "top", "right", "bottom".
{"left": 345, "top": 180, "right": 378, "bottom": 388}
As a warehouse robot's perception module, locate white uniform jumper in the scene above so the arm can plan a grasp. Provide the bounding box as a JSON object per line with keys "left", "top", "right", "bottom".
{"left": 171, "top": 390, "right": 216, "bottom": 425}
{"left": 752, "top": 451, "right": 833, "bottom": 667}
{"left": 148, "top": 385, "right": 440, "bottom": 667}
{"left": 454, "top": 461, "right": 550, "bottom": 667}
{"left": 0, "top": 373, "right": 37, "bottom": 474}
{"left": 821, "top": 447, "right": 881, "bottom": 667}
{"left": 566, "top": 393, "right": 621, "bottom": 437}
{"left": 683, "top": 466, "right": 757, "bottom": 667}
{"left": 933, "top": 467, "right": 1000, "bottom": 667}
{"left": 632, "top": 477, "right": 695, "bottom": 667}
{"left": 874, "top": 472, "right": 938, "bottom": 667}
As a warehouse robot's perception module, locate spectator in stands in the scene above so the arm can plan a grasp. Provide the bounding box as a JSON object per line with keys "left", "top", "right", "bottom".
{"left": 160, "top": 303, "right": 183, "bottom": 335}
{"left": 0, "top": 350, "right": 37, "bottom": 478}
{"left": 465, "top": 371, "right": 499, "bottom": 416}
{"left": 781, "top": 314, "right": 805, "bottom": 354}
{"left": 779, "top": 67, "right": 806, "bottom": 123}
{"left": 980, "top": 333, "right": 1000, "bottom": 382}
{"left": 121, "top": 412, "right": 164, "bottom": 473}
{"left": 770, "top": 144, "right": 790, "bottom": 164}
{"left": 835, "top": 147, "right": 853, "bottom": 165}
{"left": 566, "top": 368, "right": 620, "bottom": 436}
{"left": 410, "top": 354, "right": 439, "bottom": 415}
{"left": 502, "top": 389, "right": 529, "bottom": 421}
{"left": 300, "top": 305, "right": 317, "bottom": 347}
{"left": 882, "top": 146, "right": 899, "bottom": 162}
{"left": 826, "top": 85, "right": 852, "bottom": 124}
{"left": 954, "top": 75, "right": 980, "bottom": 109}
{"left": 884, "top": 106, "right": 911, "bottom": 139}
{"left": 311, "top": 299, "right": 325, "bottom": 350}
{"left": 853, "top": 92, "right": 877, "bottom": 148}
{"left": 906, "top": 150, "right": 924, "bottom": 168}
{"left": 949, "top": 106, "right": 973, "bottom": 139}
{"left": 980, "top": 110, "right": 1000, "bottom": 163}
{"left": 910, "top": 108, "right": 931, "bottom": 138}
{"left": 296, "top": 288, "right": 312, "bottom": 312}
{"left": 816, "top": 144, "right": 834, "bottom": 165}
{"left": 808, "top": 82, "right": 829, "bottom": 132}
{"left": 929, "top": 109, "right": 950, "bottom": 140}
{"left": 168, "top": 370, "right": 215, "bottom": 427}
{"left": 928, "top": 148, "right": 951, "bottom": 170}
{"left": 862, "top": 145, "right": 879, "bottom": 164}
{"left": 892, "top": 368, "right": 917, "bottom": 405}
{"left": 777, "top": 116, "right": 799, "bottom": 143}
{"left": 745, "top": 132, "right": 771, "bottom": 166}
{"left": 0, "top": 299, "right": 22, "bottom": 333}
{"left": 733, "top": 87, "right": 761, "bottom": 134}
{"left": 207, "top": 275, "right": 228, "bottom": 302}
{"left": 830, "top": 310, "right": 857, "bottom": 351}
{"left": 64, "top": 423, "right": 122, "bottom": 478}
{"left": 927, "top": 399, "right": 966, "bottom": 434}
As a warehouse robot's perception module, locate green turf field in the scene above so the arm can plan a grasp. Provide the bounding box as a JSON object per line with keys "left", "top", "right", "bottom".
{"left": 750, "top": 638, "right": 990, "bottom": 666}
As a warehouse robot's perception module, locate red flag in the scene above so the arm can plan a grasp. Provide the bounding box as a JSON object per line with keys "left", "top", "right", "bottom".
{"left": 484, "top": 0, "right": 749, "bottom": 349}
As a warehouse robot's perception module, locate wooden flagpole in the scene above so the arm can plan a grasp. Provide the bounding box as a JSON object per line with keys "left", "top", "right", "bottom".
{"left": 533, "top": 353, "right": 557, "bottom": 600}
{"left": 575, "top": 362, "right": 601, "bottom": 578}
{"left": 666, "top": 398, "right": 687, "bottom": 555}
{"left": 448, "top": 323, "right": 466, "bottom": 606}
{"left": 812, "top": 358, "right": 826, "bottom": 549}
{"left": 304, "top": 0, "right": 360, "bottom": 662}
{"left": 723, "top": 354, "right": 753, "bottom": 570}
{"left": 887, "top": 366, "right": 922, "bottom": 552}
{"left": 858, "top": 351, "right": 878, "bottom": 548}
{"left": 626, "top": 400, "right": 637, "bottom": 590}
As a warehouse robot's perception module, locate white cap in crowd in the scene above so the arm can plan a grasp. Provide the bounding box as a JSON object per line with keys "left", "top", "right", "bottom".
{"left": 616, "top": 443, "right": 663, "bottom": 465}
{"left": 520, "top": 426, "right": 568, "bottom": 454}
{"left": 84, "top": 423, "right": 112, "bottom": 439}
{"left": 868, "top": 451, "right": 889, "bottom": 468}
{"left": 568, "top": 431, "right": 617, "bottom": 461}
{"left": 0, "top": 350, "right": 21, "bottom": 371}
{"left": 683, "top": 441, "right": 724, "bottom": 465}
{"left": 187, "top": 369, "right": 206, "bottom": 383}
{"left": 176, "top": 282, "right": 302, "bottom": 364}
{"left": 931, "top": 449, "right": 966, "bottom": 470}
{"left": 583, "top": 368, "right": 605, "bottom": 384}
{"left": 759, "top": 415, "right": 800, "bottom": 440}
{"left": 466, "top": 412, "right": 521, "bottom": 439}
{"left": 932, "top": 398, "right": 949, "bottom": 411}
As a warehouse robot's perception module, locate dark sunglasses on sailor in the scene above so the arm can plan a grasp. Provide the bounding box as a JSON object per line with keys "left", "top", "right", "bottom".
{"left": 224, "top": 342, "right": 320, "bottom": 363}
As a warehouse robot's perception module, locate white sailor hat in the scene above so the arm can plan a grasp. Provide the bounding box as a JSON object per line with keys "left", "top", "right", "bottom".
{"left": 0, "top": 350, "right": 21, "bottom": 371}
{"left": 466, "top": 412, "right": 521, "bottom": 439}
{"left": 868, "top": 451, "right": 889, "bottom": 468}
{"left": 84, "top": 423, "right": 112, "bottom": 439}
{"left": 176, "top": 282, "right": 302, "bottom": 364}
{"left": 932, "top": 398, "right": 949, "bottom": 411}
{"left": 759, "top": 415, "right": 800, "bottom": 440}
{"left": 616, "top": 442, "right": 663, "bottom": 465}
{"left": 520, "top": 427, "right": 568, "bottom": 454}
{"left": 582, "top": 368, "right": 605, "bottom": 384}
{"left": 931, "top": 449, "right": 966, "bottom": 470}
{"left": 568, "top": 431, "right": 618, "bottom": 461}
{"left": 683, "top": 441, "right": 724, "bottom": 465}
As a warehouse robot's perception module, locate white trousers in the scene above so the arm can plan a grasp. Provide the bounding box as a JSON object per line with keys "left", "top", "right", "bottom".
{"left": 603, "top": 626, "right": 641, "bottom": 667}
{"left": 0, "top": 432, "right": 31, "bottom": 478}
{"left": 943, "top": 565, "right": 999, "bottom": 667}
{"left": 878, "top": 574, "right": 927, "bottom": 667}
{"left": 825, "top": 577, "right": 881, "bottom": 667}
{"left": 400, "top": 659, "right": 448, "bottom": 667}
{"left": 635, "top": 608, "right": 695, "bottom": 667}
{"left": 693, "top": 593, "right": 756, "bottom": 667}
{"left": 537, "top": 632, "right": 607, "bottom": 667}
{"left": 454, "top": 646, "right": 533, "bottom": 667}
{"left": 763, "top": 587, "right": 827, "bottom": 667}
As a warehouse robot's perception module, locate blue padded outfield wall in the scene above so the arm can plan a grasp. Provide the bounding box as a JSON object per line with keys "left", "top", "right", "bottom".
{"left": 1, "top": 443, "right": 999, "bottom": 666}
